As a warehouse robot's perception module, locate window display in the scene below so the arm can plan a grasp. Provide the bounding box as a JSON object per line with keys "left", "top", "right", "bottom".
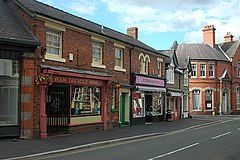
{"left": 133, "top": 93, "right": 144, "bottom": 117}
{"left": 71, "top": 86, "right": 101, "bottom": 116}
{"left": 0, "top": 59, "right": 19, "bottom": 125}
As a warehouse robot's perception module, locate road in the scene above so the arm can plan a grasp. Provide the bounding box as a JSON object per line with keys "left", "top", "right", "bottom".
{"left": 23, "top": 117, "right": 240, "bottom": 160}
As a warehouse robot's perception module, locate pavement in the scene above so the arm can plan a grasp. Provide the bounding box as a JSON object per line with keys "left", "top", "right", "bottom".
{"left": 0, "top": 115, "right": 237, "bottom": 160}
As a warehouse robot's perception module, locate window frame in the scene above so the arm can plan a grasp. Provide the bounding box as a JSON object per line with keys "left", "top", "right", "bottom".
{"left": 237, "top": 61, "right": 240, "bottom": 78}
{"left": 200, "top": 64, "right": 206, "bottom": 78}
{"left": 157, "top": 58, "right": 163, "bottom": 77}
{"left": 91, "top": 40, "right": 106, "bottom": 69}
{"left": 184, "top": 70, "right": 188, "bottom": 86}
{"left": 45, "top": 27, "right": 66, "bottom": 63}
{"left": 205, "top": 89, "right": 213, "bottom": 110}
{"left": 192, "top": 89, "right": 201, "bottom": 111}
{"left": 209, "top": 64, "right": 214, "bottom": 78}
{"left": 191, "top": 64, "right": 197, "bottom": 78}
{"left": 145, "top": 56, "right": 150, "bottom": 75}
{"left": 237, "top": 87, "right": 240, "bottom": 110}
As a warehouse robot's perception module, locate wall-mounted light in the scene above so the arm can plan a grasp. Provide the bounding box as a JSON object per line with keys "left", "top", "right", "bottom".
{"left": 40, "top": 47, "right": 46, "bottom": 62}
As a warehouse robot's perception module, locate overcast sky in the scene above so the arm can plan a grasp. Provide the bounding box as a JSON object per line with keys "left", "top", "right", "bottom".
{"left": 38, "top": 0, "right": 240, "bottom": 49}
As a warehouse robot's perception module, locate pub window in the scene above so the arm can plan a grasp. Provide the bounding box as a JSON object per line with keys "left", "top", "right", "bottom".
{"left": 71, "top": 86, "right": 101, "bottom": 116}
{"left": 192, "top": 90, "right": 201, "bottom": 111}
{"left": 205, "top": 90, "right": 213, "bottom": 110}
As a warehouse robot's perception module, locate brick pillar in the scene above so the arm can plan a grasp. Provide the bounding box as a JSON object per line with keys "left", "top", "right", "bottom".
{"left": 20, "top": 53, "right": 35, "bottom": 139}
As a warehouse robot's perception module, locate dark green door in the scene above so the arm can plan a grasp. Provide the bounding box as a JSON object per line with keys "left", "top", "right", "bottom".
{"left": 120, "top": 93, "right": 125, "bottom": 127}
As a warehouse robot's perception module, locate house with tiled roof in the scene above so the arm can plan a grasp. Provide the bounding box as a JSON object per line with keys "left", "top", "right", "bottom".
{"left": 3, "top": 0, "right": 167, "bottom": 139}
{"left": 174, "top": 25, "right": 240, "bottom": 115}
{"left": 0, "top": 0, "right": 39, "bottom": 138}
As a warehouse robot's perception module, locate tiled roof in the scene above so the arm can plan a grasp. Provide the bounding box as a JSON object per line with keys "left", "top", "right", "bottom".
{"left": 159, "top": 50, "right": 173, "bottom": 64}
{"left": 0, "top": 0, "right": 38, "bottom": 46}
{"left": 176, "top": 43, "right": 229, "bottom": 62}
{"left": 177, "top": 56, "right": 189, "bottom": 69}
{"left": 218, "top": 41, "right": 240, "bottom": 58}
{"left": 15, "top": 0, "right": 163, "bottom": 55}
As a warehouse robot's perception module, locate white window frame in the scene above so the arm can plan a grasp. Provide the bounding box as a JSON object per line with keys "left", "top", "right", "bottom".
{"left": 191, "top": 64, "right": 197, "bottom": 78}
{"left": 184, "top": 70, "right": 188, "bottom": 86}
{"left": 157, "top": 58, "right": 163, "bottom": 77}
{"left": 139, "top": 54, "right": 145, "bottom": 74}
{"left": 114, "top": 43, "right": 126, "bottom": 72}
{"left": 237, "top": 87, "right": 240, "bottom": 110}
{"left": 209, "top": 64, "right": 214, "bottom": 78}
{"left": 91, "top": 40, "right": 106, "bottom": 69}
{"left": 200, "top": 64, "right": 206, "bottom": 78}
{"left": 145, "top": 56, "right": 150, "bottom": 75}
{"left": 167, "top": 66, "right": 174, "bottom": 84}
{"left": 205, "top": 90, "right": 213, "bottom": 110}
{"left": 45, "top": 27, "right": 66, "bottom": 63}
{"left": 192, "top": 90, "right": 201, "bottom": 111}
{"left": 237, "top": 61, "right": 240, "bottom": 78}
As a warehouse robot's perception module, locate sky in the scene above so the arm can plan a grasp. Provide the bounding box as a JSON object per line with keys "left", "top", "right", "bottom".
{"left": 38, "top": 0, "right": 240, "bottom": 50}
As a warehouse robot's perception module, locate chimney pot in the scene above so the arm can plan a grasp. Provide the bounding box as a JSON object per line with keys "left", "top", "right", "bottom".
{"left": 224, "top": 32, "right": 233, "bottom": 43}
{"left": 202, "top": 25, "right": 216, "bottom": 48}
{"left": 127, "top": 27, "right": 138, "bottom": 39}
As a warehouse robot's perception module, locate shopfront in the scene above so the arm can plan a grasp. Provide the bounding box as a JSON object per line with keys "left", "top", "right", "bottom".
{"left": 0, "top": 53, "right": 21, "bottom": 137}
{"left": 166, "top": 89, "right": 183, "bottom": 121}
{"left": 132, "top": 74, "right": 166, "bottom": 124}
{"left": 39, "top": 66, "right": 110, "bottom": 138}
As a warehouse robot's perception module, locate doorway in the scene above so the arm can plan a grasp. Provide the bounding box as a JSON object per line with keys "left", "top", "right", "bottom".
{"left": 222, "top": 92, "right": 228, "bottom": 113}
{"left": 120, "top": 93, "right": 130, "bottom": 127}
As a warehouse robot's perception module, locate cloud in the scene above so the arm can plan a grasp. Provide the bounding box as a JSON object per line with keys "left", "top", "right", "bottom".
{"left": 101, "top": 0, "right": 240, "bottom": 43}
{"left": 67, "top": 0, "right": 99, "bottom": 15}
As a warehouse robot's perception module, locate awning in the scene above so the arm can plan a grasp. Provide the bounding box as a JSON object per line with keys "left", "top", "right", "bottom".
{"left": 168, "top": 91, "right": 182, "bottom": 97}
{"left": 137, "top": 86, "right": 166, "bottom": 92}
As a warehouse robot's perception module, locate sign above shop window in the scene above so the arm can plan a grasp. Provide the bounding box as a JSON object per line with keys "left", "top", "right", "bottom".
{"left": 136, "top": 75, "right": 165, "bottom": 87}
{"left": 52, "top": 76, "right": 104, "bottom": 86}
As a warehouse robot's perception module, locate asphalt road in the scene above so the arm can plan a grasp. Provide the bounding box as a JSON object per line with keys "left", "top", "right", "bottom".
{"left": 27, "top": 117, "right": 240, "bottom": 160}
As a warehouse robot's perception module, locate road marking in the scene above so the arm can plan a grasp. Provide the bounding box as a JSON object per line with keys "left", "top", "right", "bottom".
{"left": 211, "top": 132, "right": 231, "bottom": 140}
{"left": 237, "top": 128, "right": 240, "bottom": 131}
{"left": 148, "top": 143, "right": 199, "bottom": 160}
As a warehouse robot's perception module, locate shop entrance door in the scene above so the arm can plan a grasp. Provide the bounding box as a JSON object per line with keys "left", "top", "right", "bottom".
{"left": 120, "top": 93, "right": 130, "bottom": 127}
{"left": 145, "top": 94, "right": 153, "bottom": 122}
{"left": 46, "top": 84, "right": 70, "bottom": 135}
{"left": 222, "top": 92, "right": 228, "bottom": 114}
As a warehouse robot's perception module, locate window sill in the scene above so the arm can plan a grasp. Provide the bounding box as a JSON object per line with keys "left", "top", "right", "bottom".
{"left": 91, "top": 63, "right": 106, "bottom": 69}
{"left": 111, "top": 108, "right": 118, "bottom": 112}
{"left": 114, "top": 66, "right": 126, "bottom": 72}
{"left": 45, "top": 54, "right": 66, "bottom": 63}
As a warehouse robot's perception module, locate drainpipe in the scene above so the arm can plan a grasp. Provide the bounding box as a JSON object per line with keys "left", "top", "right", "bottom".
{"left": 129, "top": 46, "right": 134, "bottom": 126}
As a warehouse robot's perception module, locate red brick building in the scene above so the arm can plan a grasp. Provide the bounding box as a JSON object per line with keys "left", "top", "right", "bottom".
{"left": 175, "top": 25, "right": 240, "bottom": 115}
{"left": 3, "top": 0, "right": 167, "bottom": 139}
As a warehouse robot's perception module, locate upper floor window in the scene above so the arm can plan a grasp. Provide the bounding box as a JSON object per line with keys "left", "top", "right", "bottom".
{"left": 191, "top": 64, "right": 196, "bottom": 77}
{"left": 237, "top": 87, "right": 240, "bottom": 110}
{"left": 167, "top": 67, "right": 174, "bottom": 84}
{"left": 145, "top": 56, "right": 150, "bottom": 75}
{"left": 209, "top": 64, "right": 214, "bottom": 77}
{"left": 184, "top": 70, "right": 188, "bottom": 86}
{"left": 237, "top": 61, "right": 240, "bottom": 77}
{"left": 92, "top": 41, "right": 102, "bottom": 65}
{"left": 139, "top": 53, "right": 150, "bottom": 75}
{"left": 157, "top": 58, "right": 163, "bottom": 77}
{"left": 46, "top": 29, "right": 61, "bottom": 56}
{"left": 115, "top": 47, "right": 123, "bottom": 68}
{"left": 139, "top": 55, "right": 144, "bottom": 74}
{"left": 200, "top": 64, "right": 206, "bottom": 77}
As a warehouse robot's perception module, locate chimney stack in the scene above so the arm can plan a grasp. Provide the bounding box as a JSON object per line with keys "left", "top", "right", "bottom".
{"left": 202, "top": 25, "right": 216, "bottom": 48}
{"left": 127, "top": 27, "right": 138, "bottom": 39}
{"left": 224, "top": 32, "right": 233, "bottom": 42}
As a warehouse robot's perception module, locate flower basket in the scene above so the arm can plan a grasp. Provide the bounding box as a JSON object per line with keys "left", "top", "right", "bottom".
{"left": 111, "top": 81, "right": 121, "bottom": 89}
{"left": 36, "top": 73, "right": 52, "bottom": 85}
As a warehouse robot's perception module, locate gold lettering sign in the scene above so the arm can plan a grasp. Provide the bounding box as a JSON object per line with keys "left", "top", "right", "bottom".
{"left": 52, "top": 76, "right": 104, "bottom": 86}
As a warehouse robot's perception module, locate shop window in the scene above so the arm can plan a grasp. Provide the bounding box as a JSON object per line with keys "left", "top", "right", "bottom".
{"left": 71, "top": 86, "right": 101, "bottom": 116}
{"left": 237, "top": 88, "right": 240, "bottom": 110}
{"left": 205, "top": 90, "right": 213, "bottom": 110}
{"left": 191, "top": 64, "right": 196, "bottom": 77}
{"left": 0, "top": 59, "right": 19, "bottom": 125}
{"left": 133, "top": 93, "right": 144, "bottom": 117}
{"left": 183, "top": 95, "right": 188, "bottom": 112}
{"left": 155, "top": 94, "right": 163, "bottom": 115}
{"left": 111, "top": 89, "right": 117, "bottom": 112}
{"left": 192, "top": 90, "right": 201, "bottom": 111}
